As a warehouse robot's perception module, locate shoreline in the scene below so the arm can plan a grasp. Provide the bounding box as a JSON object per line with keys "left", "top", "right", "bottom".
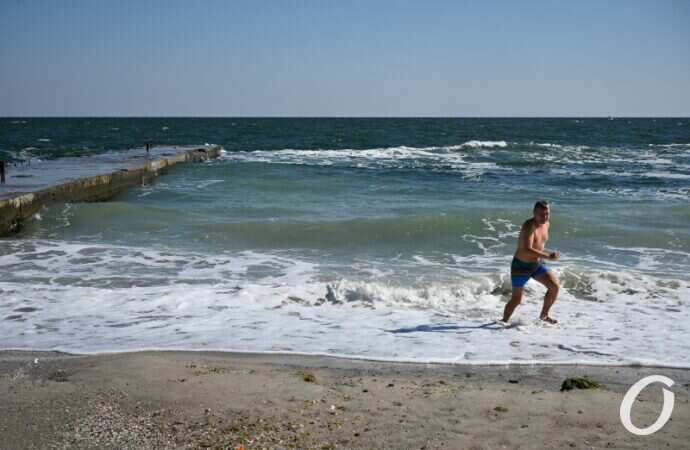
{"left": 0, "top": 347, "right": 690, "bottom": 371}
{"left": 2, "top": 350, "right": 689, "bottom": 449}
{"left": 4, "top": 347, "right": 690, "bottom": 371}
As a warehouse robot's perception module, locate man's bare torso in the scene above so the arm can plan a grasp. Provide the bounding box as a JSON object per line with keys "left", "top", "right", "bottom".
{"left": 515, "top": 218, "right": 549, "bottom": 262}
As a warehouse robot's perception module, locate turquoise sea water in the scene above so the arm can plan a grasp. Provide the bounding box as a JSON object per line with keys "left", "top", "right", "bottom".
{"left": 1, "top": 118, "right": 689, "bottom": 366}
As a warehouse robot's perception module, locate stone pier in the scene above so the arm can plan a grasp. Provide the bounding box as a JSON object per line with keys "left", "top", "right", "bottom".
{"left": 0, "top": 144, "right": 223, "bottom": 236}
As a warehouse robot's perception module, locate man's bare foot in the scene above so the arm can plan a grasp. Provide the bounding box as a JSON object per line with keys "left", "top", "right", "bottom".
{"left": 540, "top": 315, "right": 558, "bottom": 325}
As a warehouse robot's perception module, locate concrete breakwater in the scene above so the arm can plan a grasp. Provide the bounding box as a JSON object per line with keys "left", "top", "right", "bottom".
{"left": 0, "top": 144, "right": 223, "bottom": 236}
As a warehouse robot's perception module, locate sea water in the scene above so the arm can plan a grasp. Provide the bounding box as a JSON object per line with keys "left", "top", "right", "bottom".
{"left": 1, "top": 118, "right": 689, "bottom": 366}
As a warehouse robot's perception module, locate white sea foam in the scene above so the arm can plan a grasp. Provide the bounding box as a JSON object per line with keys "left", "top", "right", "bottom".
{"left": 576, "top": 186, "right": 690, "bottom": 201}
{"left": 220, "top": 141, "right": 690, "bottom": 182}
{"left": 603, "top": 245, "right": 690, "bottom": 274}
{"left": 648, "top": 143, "right": 690, "bottom": 148}
{"left": 533, "top": 142, "right": 562, "bottom": 149}
{"left": 195, "top": 179, "right": 225, "bottom": 189}
{"left": 221, "top": 146, "right": 504, "bottom": 179}
{"left": 458, "top": 140, "right": 508, "bottom": 148}
{"left": 534, "top": 143, "right": 589, "bottom": 151}
{"left": 1, "top": 239, "right": 688, "bottom": 367}
{"left": 644, "top": 172, "right": 690, "bottom": 180}
{"left": 642, "top": 158, "right": 673, "bottom": 165}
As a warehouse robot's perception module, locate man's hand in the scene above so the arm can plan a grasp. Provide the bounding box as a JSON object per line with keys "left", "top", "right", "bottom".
{"left": 548, "top": 250, "right": 561, "bottom": 260}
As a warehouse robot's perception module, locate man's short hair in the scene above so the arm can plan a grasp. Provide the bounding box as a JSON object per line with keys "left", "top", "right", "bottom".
{"left": 534, "top": 200, "right": 550, "bottom": 210}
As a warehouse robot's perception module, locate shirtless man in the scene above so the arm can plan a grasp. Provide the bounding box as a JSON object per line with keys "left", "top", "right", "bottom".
{"left": 502, "top": 200, "right": 561, "bottom": 324}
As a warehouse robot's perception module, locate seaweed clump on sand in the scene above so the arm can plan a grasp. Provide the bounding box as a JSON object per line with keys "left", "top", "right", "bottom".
{"left": 560, "top": 376, "right": 601, "bottom": 391}
{"left": 47, "top": 369, "right": 69, "bottom": 382}
{"left": 298, "top": 371, "right": 316, "bottom": 383}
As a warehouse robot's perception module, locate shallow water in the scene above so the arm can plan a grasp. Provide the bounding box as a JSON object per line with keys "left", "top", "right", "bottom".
{"left": 1, "top": 118, "right": 689, "bottom": 366}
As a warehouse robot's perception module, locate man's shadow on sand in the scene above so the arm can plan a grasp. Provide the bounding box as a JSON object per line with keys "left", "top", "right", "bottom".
{"left": 386, "top": 321, "right": 516, "bottom": 335}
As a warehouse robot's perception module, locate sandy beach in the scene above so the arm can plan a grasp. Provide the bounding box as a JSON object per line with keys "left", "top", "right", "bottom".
{"left": 1, "top": 350, "right": 688, "bottom": 449}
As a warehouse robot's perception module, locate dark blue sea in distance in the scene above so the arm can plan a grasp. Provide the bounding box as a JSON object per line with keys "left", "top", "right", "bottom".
{"left": 1, "top": 118, "right": 689, "bottom": 366}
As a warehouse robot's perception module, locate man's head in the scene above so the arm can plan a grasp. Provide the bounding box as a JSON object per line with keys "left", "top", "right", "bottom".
{"left": 533, "top": 200, "right": 550, "bottom": 225}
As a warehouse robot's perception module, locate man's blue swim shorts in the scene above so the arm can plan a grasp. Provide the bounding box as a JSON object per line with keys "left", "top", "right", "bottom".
{"left": 511, "top": 256, "right": 550, "bottom": 288}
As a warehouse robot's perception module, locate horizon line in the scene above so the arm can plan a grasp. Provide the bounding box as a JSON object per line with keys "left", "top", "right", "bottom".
{"left": 3, "top": 115, "right": 690, "bottom": 119}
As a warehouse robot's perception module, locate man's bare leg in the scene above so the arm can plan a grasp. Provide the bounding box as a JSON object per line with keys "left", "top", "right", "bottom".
{"left": 502, "top": 288, "right": 523, "bottom": 322}
{"left": 535, "top": 272, "right": 560, "bottom": 323}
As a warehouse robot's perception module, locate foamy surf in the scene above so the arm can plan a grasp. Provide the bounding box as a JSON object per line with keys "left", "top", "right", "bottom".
{"left": 1, "top": 240, "right": 688, "bottom": 367}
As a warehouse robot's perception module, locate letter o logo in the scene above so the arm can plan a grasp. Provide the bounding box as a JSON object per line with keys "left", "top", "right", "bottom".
{"left": 620, "top": 375, "right": 675, "bottom": 436}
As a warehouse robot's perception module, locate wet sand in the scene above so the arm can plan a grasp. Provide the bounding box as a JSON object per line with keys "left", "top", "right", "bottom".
{"left": 1, "top": 350, "right": 689, "bottom": 449}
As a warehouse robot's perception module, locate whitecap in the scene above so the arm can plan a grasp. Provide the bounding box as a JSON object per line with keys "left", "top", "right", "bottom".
{"left": 459, "top": 140, "right": 508, "bottom": 148}
{"left": 645, "top": 171, "right": 690, "bottom": 180}
{"left": 220, "top": 145, "right": 504, "bottom": 179}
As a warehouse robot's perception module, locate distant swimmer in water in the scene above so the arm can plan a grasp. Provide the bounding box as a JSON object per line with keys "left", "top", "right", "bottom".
{"left": 502, "top": 200, "right": 561, "bottom": 325}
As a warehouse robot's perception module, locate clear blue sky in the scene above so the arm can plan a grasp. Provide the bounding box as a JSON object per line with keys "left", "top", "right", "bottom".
{"left": 1, "top": 0, "right": 689, "bottom": 116}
